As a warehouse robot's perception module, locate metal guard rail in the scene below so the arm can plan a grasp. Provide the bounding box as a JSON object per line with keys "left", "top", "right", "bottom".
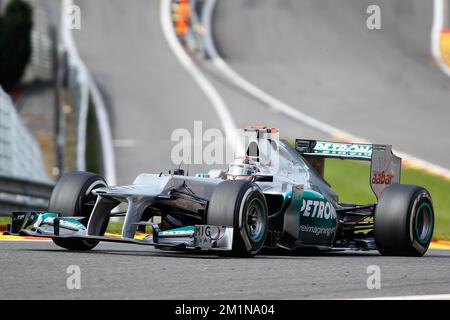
{"left": 0, "top": 175, "right": 54, "bottom": 215}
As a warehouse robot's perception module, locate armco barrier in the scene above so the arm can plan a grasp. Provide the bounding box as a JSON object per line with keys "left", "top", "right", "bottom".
{"left": 0, "top": 174, "right": 54, "bottom": 215}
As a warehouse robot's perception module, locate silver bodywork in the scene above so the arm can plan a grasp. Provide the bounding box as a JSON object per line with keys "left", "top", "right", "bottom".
{"left": 87, "top": 139, "right": 338, "bottom": 238}
{"left": 88, "top": 175, "right": 221, "bottom": 239}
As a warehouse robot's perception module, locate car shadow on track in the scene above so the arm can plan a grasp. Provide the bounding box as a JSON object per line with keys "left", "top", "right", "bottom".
{"left": 14, "top": 247, "right": 386, "bottom": 260}
{"left": 15, "top": 248, "right": 225, "bottom": 259}
{"left": 14, "top": 247, "right": 448, "bottom": 259}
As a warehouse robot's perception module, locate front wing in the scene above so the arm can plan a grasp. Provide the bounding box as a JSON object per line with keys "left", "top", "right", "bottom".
{"left": 5, "top": 212, "right": 234, "bottom": 252}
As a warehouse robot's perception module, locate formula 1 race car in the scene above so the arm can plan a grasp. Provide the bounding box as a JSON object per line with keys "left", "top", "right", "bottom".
{"left": 6, "top": 127, "right": 434, "bottom": 257}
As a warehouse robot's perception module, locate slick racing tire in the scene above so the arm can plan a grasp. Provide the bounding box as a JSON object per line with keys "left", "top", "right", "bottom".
{"left": 207, "top": 180, "right": 268, "bottom": 257}
{"left": 374, "top": 184, "right": 434, "bottom": 257}
{"left": 49, "top": 171, "right": 108, "bottom": 251}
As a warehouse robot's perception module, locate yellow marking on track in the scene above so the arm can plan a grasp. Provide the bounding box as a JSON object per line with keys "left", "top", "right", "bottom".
{"left": 0, "top": 231, "right": 150, "bottom": 242}
{"left": 0, "top": 234, "right": 50, "bottom": 241}
{"left": 440, "top": 29, "right": 450, "bottom": 67}
{"left": 429, "top": 240, "right": 450, "bottom": 250}
{"left": 104, "top": 232, "right": 120, "bottom": 238}
{"left": 104, "top": 232, "right": 150, "bottom": 240}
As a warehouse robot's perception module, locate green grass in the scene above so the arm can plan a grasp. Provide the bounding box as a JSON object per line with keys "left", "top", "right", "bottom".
{"left": 325, "top": 159, "right": 450, "bottom": 240}
{"left": 0, "top": 217, "right": 10, "bottom": 225}
{"left": 106, "top": 219, "right": 124, "bottom": 234}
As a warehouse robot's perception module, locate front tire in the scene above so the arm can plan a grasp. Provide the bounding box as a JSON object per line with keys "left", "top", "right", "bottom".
{"left": 49, "top": 171, "right": 107, "bottom": 250}
{"left": 374, "top": 184, "right": 434, "bottom": 257}
{"left": 207, "top": 180, "right": 268, "bottom": 257}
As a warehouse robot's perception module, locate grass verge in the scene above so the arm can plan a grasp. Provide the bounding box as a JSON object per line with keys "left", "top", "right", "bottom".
{"left": 106, "top": 218, "right": 124, "bottom": 234}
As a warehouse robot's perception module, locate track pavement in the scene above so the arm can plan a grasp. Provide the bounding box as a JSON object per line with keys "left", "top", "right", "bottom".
{"left": 73, "top": 0, "right": 225, "bottom": 184}
{"left": 213, "top": 0, "right": 450, "bottom": 170}
{"left": 0, "top": 240, "right": 449, "bottom": 299}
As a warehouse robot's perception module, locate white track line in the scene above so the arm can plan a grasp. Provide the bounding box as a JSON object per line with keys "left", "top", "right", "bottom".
{"left": 62, "top": 0, "right": 116, "bottom": 185}
{"left": 202, "top": 0, "right": 450, "bottom": 180}
{"left": 432, "top": 0, "right": 450, "bottom": 77}
{"left": 202, "top": 0, "right": 354, "bottom": 141}
{"left": 160, "top": 0, "right": 238, "bottom": 151}
{"left": 360, "top": 293, "right": 450, "bottom": 300}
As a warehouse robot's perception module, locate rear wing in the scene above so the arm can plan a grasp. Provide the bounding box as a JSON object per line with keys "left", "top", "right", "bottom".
{"left": 295, "top": 140, "right": 401, "bottom": 199}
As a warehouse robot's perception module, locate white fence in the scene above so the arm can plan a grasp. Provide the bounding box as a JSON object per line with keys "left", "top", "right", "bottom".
{"left": 30, "top": 30, "right": 53, "bottom": 79}
{"left": 0, "top": 87, "right": 48, "bottom": 182}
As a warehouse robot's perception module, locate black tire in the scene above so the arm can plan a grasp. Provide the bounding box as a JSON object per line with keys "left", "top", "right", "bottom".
{"left": 207, "top": 180, "right": 268, "bottom": 257}
{"left": 49, "top": 171, "right": 107, "bottom": 250}
{"left": 374, "top": 184, "right": 434, "bottom": 257}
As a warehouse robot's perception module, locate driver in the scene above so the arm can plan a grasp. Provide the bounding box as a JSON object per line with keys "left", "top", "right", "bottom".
{"left": 226, "top": 157, "right": 260, "bottom": 181}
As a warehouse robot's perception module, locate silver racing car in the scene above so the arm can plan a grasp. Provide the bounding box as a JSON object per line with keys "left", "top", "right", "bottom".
{"left": 6, "top": 126, "right": 434, "bottom": 257}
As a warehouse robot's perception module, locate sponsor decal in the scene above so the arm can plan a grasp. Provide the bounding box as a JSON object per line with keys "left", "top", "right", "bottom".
{"left": 194, "top": 225, "right": 225, "bottom": 248}
{"left": 370, "top": 145, "right": 401, "bottom": 198}
{"left": 371, "top": 171, "right": 394, "bottom": 185}
{"left": 14, "top": 213, "right": 26, "bottom": 221}
{"left": 313, "top": 141, "right": 372, "bottom": 158}
{"left": 298, "top": 190, "right": 337, "bottom": 244}
{"left": 38, "top": 213, "right": 86, "bottom": 231}
{"left": 299, "top": 225, "right": 336, "bottom": 237}
{"left": 159, "top": 228, "right": 194, "bottom": 237}
{"left": 300, "top": 199, "right": 337, "bottom": 220}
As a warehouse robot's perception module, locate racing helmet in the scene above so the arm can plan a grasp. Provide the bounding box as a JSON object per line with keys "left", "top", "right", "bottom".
{"left": 227, "top": 157, "right": 259, "bottom": 181}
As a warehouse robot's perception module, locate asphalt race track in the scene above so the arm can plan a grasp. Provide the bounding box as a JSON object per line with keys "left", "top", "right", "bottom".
{"left": 73, "top": 0, "right": 450, "bottom": 175}
{"left": 73, "top": 0, "right": 329, "bottom": 184}
{"left": 1, "top": 240, "right": 449, "bottom": 299}
{"left": 73, "top": 0, "right": 225, "bottom": 184}
{"left": 213, "top": 0, "right": 450, "bottom": 169}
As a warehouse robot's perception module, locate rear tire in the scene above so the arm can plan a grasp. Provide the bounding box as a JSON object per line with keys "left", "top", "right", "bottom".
{"left": 207, "top": 180, "right": 268, "bottom": 257}
{"left": 374, "top": 184, "right": 434, "bottom": 257}
{"left": 49, "top": 171, "right": 107, "bottom": 250}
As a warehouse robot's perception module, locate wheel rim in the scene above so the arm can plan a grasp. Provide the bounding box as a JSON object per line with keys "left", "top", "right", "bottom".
{"left": 244, "top": 198, "right": 265, "bottom": 242}
{"left": 415, "top": 202, "right": 433, "bottom": 245}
